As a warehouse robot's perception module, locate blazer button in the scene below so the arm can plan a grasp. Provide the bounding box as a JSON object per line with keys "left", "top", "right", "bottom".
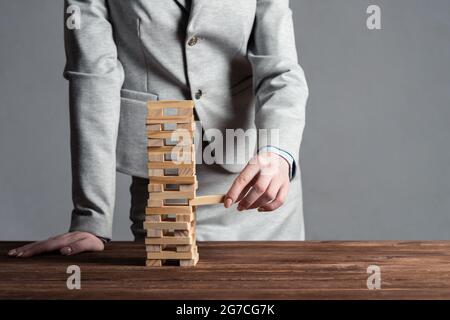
{"left": 195, "top": 89, "right": 203, "bottom": 100}
{"left": 188, "top": 36, "right": 199, "bottom": 46}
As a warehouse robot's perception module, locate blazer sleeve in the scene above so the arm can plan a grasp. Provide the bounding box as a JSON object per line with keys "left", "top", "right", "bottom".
{"left": 63, "top": 0, "right": 125, "bottom": 240}
{"left": 247, "top": 0, "right": 309, "bottom": 164}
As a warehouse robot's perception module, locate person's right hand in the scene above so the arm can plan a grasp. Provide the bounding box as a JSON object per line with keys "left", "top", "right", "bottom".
{"left": 7, "top": 231, "right": 105, "bottom": 258}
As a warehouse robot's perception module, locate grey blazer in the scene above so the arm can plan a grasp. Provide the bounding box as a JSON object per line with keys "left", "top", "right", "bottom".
{"left": 64, "top": 0, "right": 309, "bottom": 240}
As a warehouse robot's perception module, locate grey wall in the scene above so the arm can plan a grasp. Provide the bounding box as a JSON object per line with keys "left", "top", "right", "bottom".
{"left": 1, "top": 1, "right": 449, "bottom": 240}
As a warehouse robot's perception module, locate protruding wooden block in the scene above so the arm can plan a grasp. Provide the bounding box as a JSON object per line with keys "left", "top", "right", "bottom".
{"left": 189, "top": 195, "right": 226, "bottom": 206}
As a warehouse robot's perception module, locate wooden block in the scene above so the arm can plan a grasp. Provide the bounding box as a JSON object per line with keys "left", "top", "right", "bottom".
{"left": 163, "top": 138, "right": 193, "bottom": 147}
{"left": 148, "top": 138, "right": 164, "bottom": 147}
{"left": 148, "top": 169, "right": 164, "bottom": 176}
{"left": 149, "top": 176, "right": 196, "bottom": 185}
{"left": 148, "top": 145, "right": 192, "bottom": 155}
{"left": 177, "top": 122, "right": 196, "bottom": 131}
{"left": 176, "top": 245, "right": 193, "bottom": 252}
{"left": 146, "top": 206, "right": 192, "bottom": 215}
{"left": 148, "top": 154, "right": 165, "bottom": 162}
{"left": 147, "top": 229, "right": 163, "bottom": 238}
{"left": 148, "top": 183, "right": 163, "bottom": 192}
{"left": 148, "top": 100, "right": 195, "bottom": 110}
{"left": 174, "top": 230, "right": 190, "bottom": 237}
{"left": 148, "top": 146, "right": 176, "bottom": 154}
{"left": 179, "top": 167, "right": 195, "bottom": 176}
{"left": 147, "top": 199, "right": 164, "bottom": 207}
{"left": 147, "top": 162, "right": 194, "bottom": 170}
{"left": 146, "top": 215, "right": 162, "bottom": 222}
{"left": 189, "top": 195, "right": 226, "bottom": 206}
{"left": 148, "top": 108, "right": 163, "bottom": 117}
{"left": 145, "top": 235, "right": 193, "bottom": 245}
{"left": 180, "top": 253, "right": 199, "bottom": 267}
{"left": 148, "top": 131, "right": 193, "bottom": 139}
{"left": 147, "top": 124, "right": 162, "bottom": 131}
{"left": 146, "top": 245, "right": 162, "bottom": 252}
{"left": 146, "top": 118, "right": 192, "bottom": 125}
{"left": 176, "top": 214, "right": 193, "bottom": 222}
{"left": 146, "top": 259, "right": 162, "bottom": 267}
{"left": 146, "top": 115, "right": 192, "bottom": 121}
{"left": 144, "top": 221, "right": 191, "bottom": 231}
{"left": 149, "top": 190, "right": 195, "bottom": 200}
{"left": 147, "top": 249, "right": 196, "bottom": 260}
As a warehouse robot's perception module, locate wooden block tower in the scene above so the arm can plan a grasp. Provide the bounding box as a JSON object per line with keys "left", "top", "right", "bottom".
{"left": 145, "top": 100, "right": 199, "bottom": 267}
{"left": 145, "top": 99, "right": 227, "bottom": 267}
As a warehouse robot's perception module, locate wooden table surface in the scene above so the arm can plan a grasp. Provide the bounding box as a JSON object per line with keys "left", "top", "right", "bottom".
{"left": 1, "top": 241, "right": 450, "bottom": 300}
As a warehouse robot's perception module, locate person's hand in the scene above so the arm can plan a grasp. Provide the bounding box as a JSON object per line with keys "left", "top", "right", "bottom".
{"left": 7, "top": 231, "right": 104, "bottom": 258}
{"left": 224, "top": 152, "right": 290, "bottom": 212}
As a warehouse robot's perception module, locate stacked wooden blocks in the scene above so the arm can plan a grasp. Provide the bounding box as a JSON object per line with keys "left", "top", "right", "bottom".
{"left": 145, "top": 100, "right": 199, "bottom": 267}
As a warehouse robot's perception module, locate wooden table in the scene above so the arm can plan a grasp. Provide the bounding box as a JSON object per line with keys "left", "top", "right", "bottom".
{"left": 1, "top": 241, "right": 450, "bottom": 299}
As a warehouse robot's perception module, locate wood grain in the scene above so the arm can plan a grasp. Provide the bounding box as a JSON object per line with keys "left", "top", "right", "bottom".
{"left": 189, "top": 195, "right": 226, "bottom": 206}
{"left": 1, "top": 241, "right": 450, "bottom": 299}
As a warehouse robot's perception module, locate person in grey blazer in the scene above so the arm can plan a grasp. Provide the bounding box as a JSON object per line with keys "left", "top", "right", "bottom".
{"left": 9, "top": 0, "right": 308, "bottom": 258}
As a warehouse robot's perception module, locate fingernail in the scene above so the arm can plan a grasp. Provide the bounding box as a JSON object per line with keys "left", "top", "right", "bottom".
{"left": 258, "top": 208, "right": 266, "bottom": 212}
{"left": 224, "top": 198, "right": 232, "bottom": 208}
{"left": 16, "top": 251, "right": 24, "bottom": 257}
{"left": 61, "top": 247, "right": 72, "bottom": 256}
{"left": 8, "top": 249, "right": 17, "bottom": 256}
{"left": 237, "top": 206, "right": 244, "bottom": 211}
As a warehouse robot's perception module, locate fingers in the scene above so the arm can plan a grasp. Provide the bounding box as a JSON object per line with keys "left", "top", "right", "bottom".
{"left": 248, "top": 180, "right": 280, "bottom": 210}
{"left": 61, "top": 235, "right": 104, "bottom": 256}
{"left": 21, "top": 233, "right": 86, "bottom": 258}
{"left": 258, "top": 183, "right": 289, "bottom": 212}
{"left": 8, "top": 232, "right": 85, "bottom": 258}
{"left": 224, "top": 162, "right": 260, "bottom": 208}
{"left": 236, "top": 175, "right": 272, "bottom": 210}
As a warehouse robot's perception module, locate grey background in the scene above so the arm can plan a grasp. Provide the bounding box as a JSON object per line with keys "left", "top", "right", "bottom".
{"left": 1, "top": 1, "right": 449, "bottom": 240}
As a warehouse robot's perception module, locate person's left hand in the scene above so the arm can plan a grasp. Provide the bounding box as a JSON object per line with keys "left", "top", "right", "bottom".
{"left": 224, "top": 152, "right": 290, "bottom": 212}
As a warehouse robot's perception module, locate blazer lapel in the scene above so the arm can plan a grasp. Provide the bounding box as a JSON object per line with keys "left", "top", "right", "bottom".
{"left": 186, "top": 0, "right": 205, "bottom": 31}
{"left": 174, "top": 0, "right": 188, "bottom": 11}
